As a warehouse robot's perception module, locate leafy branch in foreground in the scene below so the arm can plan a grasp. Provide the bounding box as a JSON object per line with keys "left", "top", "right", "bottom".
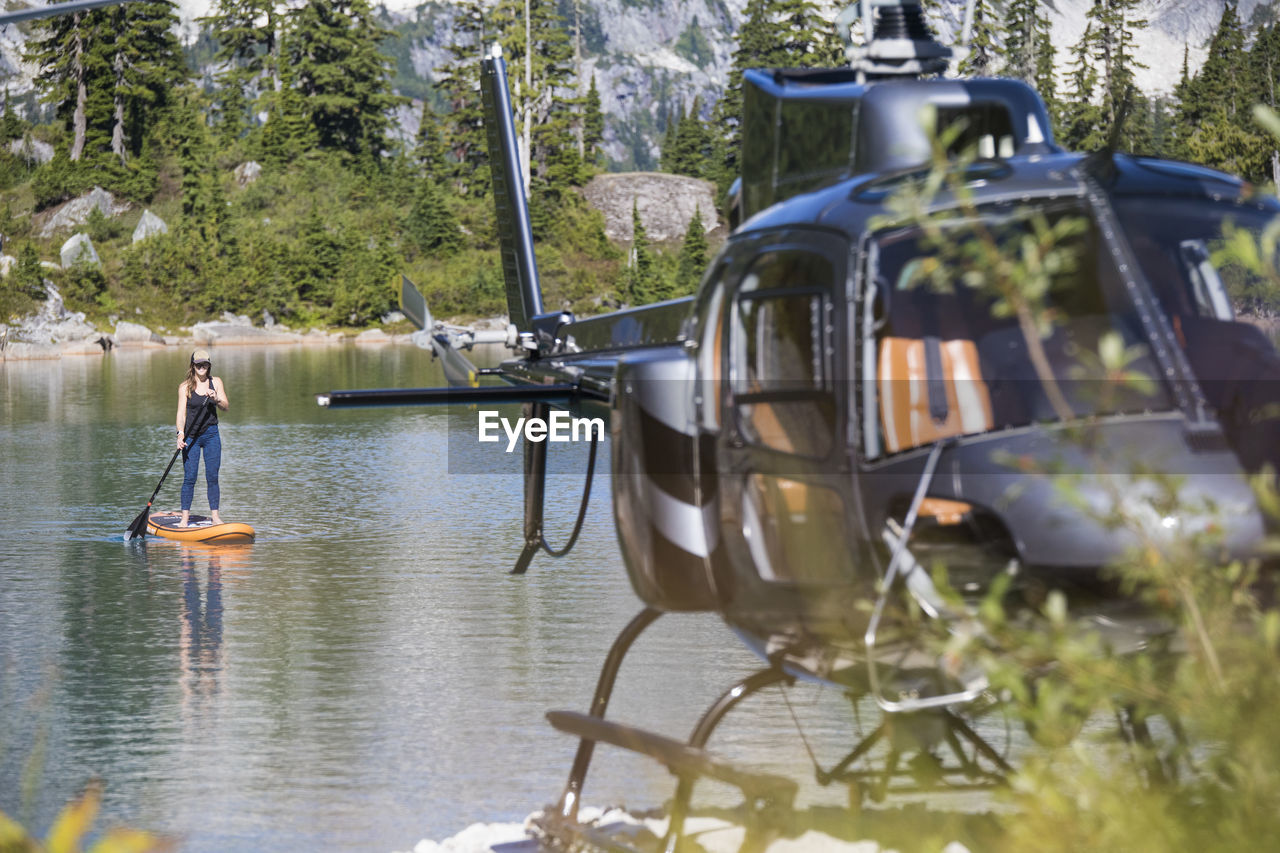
{"left": 0, "top": 779, "right": 171, "bottom": 853}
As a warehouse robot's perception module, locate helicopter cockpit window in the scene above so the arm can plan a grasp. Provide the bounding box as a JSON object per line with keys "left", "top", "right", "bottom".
{"left": 936, "top": 104, "right": 1016, "bottom": 160}
{"left": 863, "top": 207, "right": 1173, "bottom": 458}
{"left": 1114, "top": 196, "right": 1280, "bottom": 472}
{"left": 732, "top": 250, "right": 836, "bottom": 458}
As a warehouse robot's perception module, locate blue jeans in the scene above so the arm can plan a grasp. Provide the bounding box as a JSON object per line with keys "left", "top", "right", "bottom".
{"left": 181, "top": 424, "right": 221, "bottom": 511}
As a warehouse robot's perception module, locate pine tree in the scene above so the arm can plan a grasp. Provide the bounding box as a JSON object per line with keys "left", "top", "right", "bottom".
{"left": 1180, "top": 2, "right": 1264, "bottom": 178}
{"left": 621, "top": 199, "right": 658, "bottom": 305}
{"left": 665, "top": 98, "right": 712, "bottom": 178}
{"left": 26, "top": 0, "right": 185, "bottom": 200}
{"left": 1004, "top": 0, "right": 1039, "bottom": 84}
{"left": 1085, "top": 0, "right": 1148, "bottom": 150}
{"left": 413, "top": 99, "right": 448, "bottom": 179}
{"left": 959, "top": 0, "right": 1001, "bottom": 78}
{"left": 1033, "top": 11, "right": 1058, "bottom": 122}
{"left": 433, "top": 0, "right": 487, "bottom": 194}
{"left": 718, "top": 0, "right": 776, "bottom": 192}
{"left": 1059, "top": 24, "right": 1104, "bottom": 150}
{"left": 404, "top": 178, "right": 462, "bottom": 257}
{"left": 490, "top": 0, "right": 578, "bottom": 195}
{"left": 675, "top": 208, "right": 708, "bottom": 295}
{"left": 289, "top": 0, "right": 402, "bottom": 160}
{"left": 582, "top": 73, "right": 604, "bottom": 168}
{"left": 1249, "top": 24, "right": 1280, "bottom": 184}
{"left": 258, "top": 54, "right": 317, "bottom": 167}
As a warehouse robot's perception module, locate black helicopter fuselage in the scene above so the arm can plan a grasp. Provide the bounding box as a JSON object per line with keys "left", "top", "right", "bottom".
{"left": 492, "top": 147, "right": 1280, "bottom": 684}
{"left": 321, "top": 54, "right": 1280, "bottom": 697}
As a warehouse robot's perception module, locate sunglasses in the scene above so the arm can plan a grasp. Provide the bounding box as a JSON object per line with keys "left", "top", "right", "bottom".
{"left": 194, "top": 361, "right": 211, "bottom": 368}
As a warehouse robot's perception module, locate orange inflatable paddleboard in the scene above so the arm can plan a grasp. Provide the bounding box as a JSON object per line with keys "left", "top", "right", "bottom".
{"left": 146, "top": 512, "right": 255, "bottom": 544}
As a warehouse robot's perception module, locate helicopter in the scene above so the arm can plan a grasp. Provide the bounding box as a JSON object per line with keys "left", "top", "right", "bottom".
{"left": 318, "top": 0, "right": 1280, "bottom": 847}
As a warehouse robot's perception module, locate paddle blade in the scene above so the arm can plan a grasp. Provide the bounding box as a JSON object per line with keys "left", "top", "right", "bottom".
{"left": 124, "top": 507, "right": 150, "bottom": 541}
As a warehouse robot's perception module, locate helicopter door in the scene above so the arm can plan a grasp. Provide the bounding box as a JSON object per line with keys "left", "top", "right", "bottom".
{"left": 719, "top": 235, "right": 859, "bottom": 597}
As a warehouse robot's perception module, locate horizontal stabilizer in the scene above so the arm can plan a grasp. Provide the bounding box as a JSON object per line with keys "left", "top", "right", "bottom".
{"left": 399, "top": 274, "right": 431, "bottom": 331}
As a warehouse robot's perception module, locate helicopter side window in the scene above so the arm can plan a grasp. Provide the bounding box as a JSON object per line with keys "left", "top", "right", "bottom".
{"left": 863, "top": 209, "right": 1173, "bottom": 459}
{"left": 731, "top": 250, "right": 836, "bottom": 458}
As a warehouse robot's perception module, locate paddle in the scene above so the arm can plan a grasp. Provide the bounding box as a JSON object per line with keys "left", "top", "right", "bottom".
{"left": 124, "top": 399, "right": 215, "bottom": 541}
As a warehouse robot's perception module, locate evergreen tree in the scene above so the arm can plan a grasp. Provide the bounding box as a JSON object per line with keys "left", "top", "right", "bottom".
{"left": 289, "top": 0, "right": 402, "bottom": 160}
{"left": 718, "top": 0, "right": 775, "bottom": 192}
{"left": 675, "top": 208, "right": 708, "bottom": 295}
{"left": 582, "top": 73, "right": 604, "bottom": 168}
{"left": 404, "top": 178, "right": 462, "bottom": 256}
{"left": 1085, "top": 0, "right": 1148, "bottom": 151}
{"left": 1033, "top": 11, "right": 1058, "bottom": 122}
{"left": 1249, "top": 24, "right": 1280, "bottom": 183}
{"left": 413, "top": 99, "right": 448, "bottom": 179}
{"left": 177, "top": 92, "right": 225, "bottom": 245}
{"left": 433, "top": 0, "right": 487, "bottom": 194}
{"left": 621, "top": 199, "right": 658, "bottom": 305}
{"left": 660, "top": 106, "right": 679, "bottom": 172}
{"left": 490, "top": 0, "right": 578, "bottom": 195}
{"left": 258, "top": 54, "right": 317, "bottom": 167}
{"left": 1004, "top": 0, "right": 1039, "bottom": 84}
{"left": 959, "top": 0, "right": 1001, "bottom": 78}
{"left": 665, "top": 98, "right": 712, "bottom": 178}
{"left": 202, "top": 0, "right": 281, "bottom": 94}
{"left": 26, "top": 0, "right": 185, "bottom": 201}
{"left": 1059, "top": 24, "right": 1104, "bottom": 150}
{"left": 1179, "top": 2, "right": 1264, "bottom": 178}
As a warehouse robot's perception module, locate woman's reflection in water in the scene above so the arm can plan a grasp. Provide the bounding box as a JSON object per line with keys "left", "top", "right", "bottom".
{"left": 179, "top": 549, "right": 224, "bottom": 703}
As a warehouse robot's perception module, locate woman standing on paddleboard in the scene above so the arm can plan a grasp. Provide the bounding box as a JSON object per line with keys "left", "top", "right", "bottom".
{"left": 176, "top": 349, "right": 229, "bottom": 527}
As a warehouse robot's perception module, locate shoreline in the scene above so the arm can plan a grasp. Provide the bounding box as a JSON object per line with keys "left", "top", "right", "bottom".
{"left": 0, "top": 320, "right": 445, "bottom": 362}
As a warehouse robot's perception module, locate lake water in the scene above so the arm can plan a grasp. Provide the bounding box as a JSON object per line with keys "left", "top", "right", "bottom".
{"left": 0, "top": 343, "right": 878, "bottom": 852}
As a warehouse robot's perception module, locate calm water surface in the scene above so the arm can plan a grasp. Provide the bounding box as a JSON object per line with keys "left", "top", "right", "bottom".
{"left": 0, "top": 344, "right": 872, "bottom": 852}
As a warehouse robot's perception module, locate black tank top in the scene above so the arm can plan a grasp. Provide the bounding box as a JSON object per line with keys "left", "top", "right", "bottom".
{"left": 185, "top": 385, "right": 220, "bottom": 432}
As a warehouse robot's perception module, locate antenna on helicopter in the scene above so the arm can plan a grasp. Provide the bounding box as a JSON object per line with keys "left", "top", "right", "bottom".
{"left": 843, "top": 0, "right": 975, "bottom": 82}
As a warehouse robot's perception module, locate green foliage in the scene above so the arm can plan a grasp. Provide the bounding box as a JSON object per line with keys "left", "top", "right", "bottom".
{"left": 404, "top": 178, "right": 462, "bottom": 257}
{"left": 673, "top": 18, "right": 715, "bottom": 69}
{"left": 675, "top": 208, "right": 707, "bottom": 295}
{"left": 84, "top": 207, "right": 121, "bottom": 244}
{"left": 0, "top": 779, "right": 170, "bottom": 853}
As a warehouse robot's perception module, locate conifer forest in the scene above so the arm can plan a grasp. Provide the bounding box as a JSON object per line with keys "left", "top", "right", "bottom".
{"left": 1, "top": 0, "right": 1278, "bottom": 330}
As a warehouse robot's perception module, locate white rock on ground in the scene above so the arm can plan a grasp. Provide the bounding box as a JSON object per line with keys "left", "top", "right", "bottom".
{"left": 60, "top": 233, "right": 100, "bottom": 269}
{"left": 38, "top": 187, "right": 131, "bottom": 238}
{"left": 190, "top": 321, "right": 304, "bottom": 345}
{"left": 114, "top": 320, "right": 164, "bottom": 346}
{"left": 132, "top": 209, "right": 168, "bottom": 243}
{"left": 234, "top": 161, "right": 262, "bottom": 186}
{"left": 9, "top": 136, "right": 53, "bottom": 165}
{"left": 355, "top": 328, "right": 391, "bottom": 344}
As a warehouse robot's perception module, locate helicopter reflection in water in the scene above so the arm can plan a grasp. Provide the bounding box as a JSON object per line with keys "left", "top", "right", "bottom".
{"left": 319, "top": 0, "right": 1280, "bottom": 846}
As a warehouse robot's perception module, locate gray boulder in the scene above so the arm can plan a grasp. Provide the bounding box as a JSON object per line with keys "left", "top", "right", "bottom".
{"left": 581, "top": 172, "right": 718, "bottom": 244}
{"left": 9, "top": 137, "right": 53, "bottom": 165}
{"left": 114, "top": 320, "right": 164, "bottom": 346}
{"left": 190, "top": 321, "right": 303, "bottom": 345}
{"left": 60, "top": 233, "right": 100, "bottom": 269}
{"left": 39, "top": 187, "right": 131, "bottom": 238}
{"left": 234, "top": 161, "right": 262, "bottom": 186}
{"left": 132, "top": 209, "right": 168, "bottom": 243}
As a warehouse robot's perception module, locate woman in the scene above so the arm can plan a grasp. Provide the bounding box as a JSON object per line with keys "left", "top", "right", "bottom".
{"left": 176, "top": 349, "right": 230, "bottom": 527}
